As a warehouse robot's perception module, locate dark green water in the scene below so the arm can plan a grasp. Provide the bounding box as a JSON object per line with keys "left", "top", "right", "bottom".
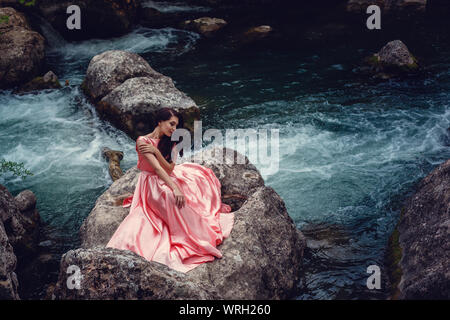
{"left": 0, "top": 14, "right": 449, "bottom": 299}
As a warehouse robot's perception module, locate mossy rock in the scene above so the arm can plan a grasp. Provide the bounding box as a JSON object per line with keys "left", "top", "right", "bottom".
{"left": 385, "top": 207, "right": 404, "bottom": 299}
{"left": 366, "top": 54, "right": 381, "bottom": 67}
{"left": 15, "top": 71, "right": 61, "bottom": 94}
{"left": 398, "top": 55, "right": 419, "bottom": 72}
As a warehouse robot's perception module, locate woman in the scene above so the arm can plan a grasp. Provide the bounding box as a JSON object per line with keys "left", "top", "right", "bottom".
{"left": 106, "top": 108, "right": 234, "bottom": 273}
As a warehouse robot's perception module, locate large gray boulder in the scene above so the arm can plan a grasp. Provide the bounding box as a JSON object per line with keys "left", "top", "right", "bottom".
{"left": 54, "top": 148, "right": 306, "bottom": 300}
{"left": 0, "top": 7, "right": 45, "bottom": 89}
{"left": 54, "top": 247, "right": 215, "bottom": 300}
{"left": 82, "top": 50, "right": 200, "bottom": 139}
{"left": 387, "top": 159, "right": 450, "bottom": 299}
{"left": 83, "top": 50, "right": 158, "bottom": 101}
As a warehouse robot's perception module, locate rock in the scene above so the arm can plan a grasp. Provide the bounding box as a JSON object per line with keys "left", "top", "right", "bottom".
{"left": 55, "top": 147, "right": 305, "bottom": 299}
{"left": 82, "top": 50, "right": 159, "bottom": 101}
{"left": 186, "top": 186, "right": 305, "bottom": 300}
{"left": 377, "top": 40, "right": 418, "bottom": 68}
{"left": 197, "top": 147, "right": 265, "bottom": 210}
{"left": 53, "top": 247, "right": 216, "bottom": 299}
{"left": 180, "top": 17, "right": 227, "bottom": 37}
{"left": 346, "top": 0, "right": 387, "bottom": 13}
{"left": 387, "top": 159, "right": 450, "bottom": 299}
{"left": 14, "top": 189, "right": 36, "bottom": 213}
{"left": 0, "top": 219, "right": 19, "bottom": 300}
{"left": 0, "top": 6, "right": 29, "bottom": 31}
{"left": 229, "top": 25, "right": 274, "bottom": 47}
{"left": 102, "top": 147, "right": 124, "bottom": 181}
{"left": 13, "top": 190, "right": 40, "bottom": 254}
{"left": 37, "top": 0, "right": 140, "bottom": 41}
{"left": 82, "top": 50, "right": 200, "bottom": 139}
{"left": 15, "top": 71, "right": 62, "bottom": 94}
{"left": 363, "top": 40, "right": 420, "bottom": 79}
{"left": 0, "top": 185, "right": 41, "bottom": 260}
{"left": 0, "top": 184, "right": 42, "bottom": 300}
{"left": 0, "top": 7, "right": 45, "bottom": 89}
{"left": 98, "top": 77, "right": 200, "bottom": 138}
{"left": 0, "top": 185, "right": 26, "bottom": 250}
{"left": 346, "top": 0, "right": 427, "bottom": 14}
{"left": 242, "top": 25, "right": 272, "bottom": 41}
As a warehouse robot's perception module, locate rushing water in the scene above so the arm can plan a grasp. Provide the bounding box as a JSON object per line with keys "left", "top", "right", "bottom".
{"left": 0, "top": 12, "right": 449, "bottom": 299}
{"left": 141, "top": 0, "right": 211, "bottom": 13}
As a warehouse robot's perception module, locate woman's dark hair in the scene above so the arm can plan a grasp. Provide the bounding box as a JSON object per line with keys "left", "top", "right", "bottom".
{"left": 155, "top": 107, "right": 184, "bottom": 163}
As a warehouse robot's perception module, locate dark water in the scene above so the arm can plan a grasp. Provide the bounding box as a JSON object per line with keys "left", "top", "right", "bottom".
{"left": 0, "top": 7, "right": 449, "bottom": 299}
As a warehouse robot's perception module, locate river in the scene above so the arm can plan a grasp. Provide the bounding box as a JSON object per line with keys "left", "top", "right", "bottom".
{"left": 0, "top": 5, "right": 449, "bottom": 299}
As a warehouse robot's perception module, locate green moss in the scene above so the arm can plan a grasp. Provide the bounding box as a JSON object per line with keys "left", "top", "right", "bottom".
{"left": 399, "top": 55, "right": 419, "bottom": 72}
{"left": 80, "top": 80, "right": 87, "bottom": 93}
{"left": 19, "top": 0, "right": 36, "bottom": 6}
{"left": 0, "top": 15, "right": 10, "bottom": 24}
{"left": 80, "top": 80, "right": 94, "bottom": 101}
{"left": 366, "top": 54, "right": 380, "bottom": 66}
{"left": 29, "top": 76, "right": 43, "bottom": 83}
{"left": 18, "top": 75, "right": 62, "bottom": 93}
{"left": 386, "top": 207, "right": 404, "bottom": 299}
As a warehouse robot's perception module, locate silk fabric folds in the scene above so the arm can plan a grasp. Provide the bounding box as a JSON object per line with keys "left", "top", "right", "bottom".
{"left": 106, "top": 136, "right": 234, "bottom": 273}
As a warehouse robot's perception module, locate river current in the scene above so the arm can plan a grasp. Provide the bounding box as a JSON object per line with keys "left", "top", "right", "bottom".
{"left": 0, "top": 8, "right": 449, "bottom": 299}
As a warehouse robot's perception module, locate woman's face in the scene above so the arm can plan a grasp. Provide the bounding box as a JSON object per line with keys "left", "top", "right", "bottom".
{"left": 159, "top": 115, "right": 179, "bottom": 137}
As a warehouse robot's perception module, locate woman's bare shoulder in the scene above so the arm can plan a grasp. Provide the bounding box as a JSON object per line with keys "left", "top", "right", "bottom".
{"left": 137, "top": 136, "right": 149, "bottom": 143}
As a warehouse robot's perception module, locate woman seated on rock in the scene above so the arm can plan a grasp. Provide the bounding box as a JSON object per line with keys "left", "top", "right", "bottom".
{"left": 106, "top": 107, "right": 234, "bottom": 273}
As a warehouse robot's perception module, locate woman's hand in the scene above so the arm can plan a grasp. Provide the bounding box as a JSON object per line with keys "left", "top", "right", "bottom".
{"left": 173, "top": 187, "right": 185, "bottom": 209}
{"left": 138, "top": 144, "right": 159, "bottom": 155}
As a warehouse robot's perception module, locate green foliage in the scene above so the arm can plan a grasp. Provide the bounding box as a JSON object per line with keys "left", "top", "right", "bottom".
{"left": 0, "top": 159, "right": 33, "bottom": 180}
{"left": 19, "top": 0, "right": 36, "bottom": 6}
{"left": 0, "top": 15, "right": 9, "bottom": 24}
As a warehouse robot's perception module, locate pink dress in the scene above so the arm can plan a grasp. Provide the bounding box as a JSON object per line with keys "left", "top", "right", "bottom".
{"left": 106, "top": 136, "right": 234, "bottom": 273}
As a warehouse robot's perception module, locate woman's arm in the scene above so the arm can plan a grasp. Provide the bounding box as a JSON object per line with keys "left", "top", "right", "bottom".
{"left": 137, "top": 140, "right": 175, "bottom": 175}
{"left": 153, "top": 149, "right": 176, "bottom": 175}
{"left": 142, "top": 152, "right": 185, "bottom": 208}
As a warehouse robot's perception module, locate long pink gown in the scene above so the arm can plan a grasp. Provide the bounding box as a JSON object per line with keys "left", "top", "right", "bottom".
{"left": 106, "top": 136, "right": 234, "bottom": 273}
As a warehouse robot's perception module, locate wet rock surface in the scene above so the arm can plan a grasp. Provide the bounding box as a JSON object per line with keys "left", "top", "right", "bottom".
{"left": 54, "top": 148, "right": 306, "bottom": 300}
{"left": 388, "top": 159, "right": 450, "bottom": 299}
